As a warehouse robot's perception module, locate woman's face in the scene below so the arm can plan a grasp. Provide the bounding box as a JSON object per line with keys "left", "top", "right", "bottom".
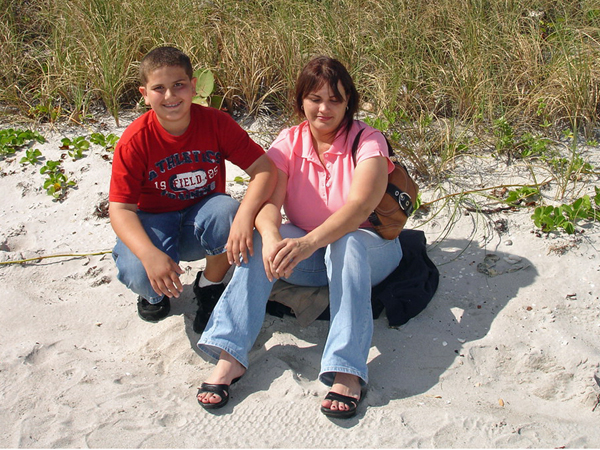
{"left": 302, "top": 81, "right": 348, "bottom": 139}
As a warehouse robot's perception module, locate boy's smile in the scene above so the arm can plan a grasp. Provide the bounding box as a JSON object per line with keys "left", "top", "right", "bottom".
{"left": 139, "top": 66, "right": 197, "bottom": 136}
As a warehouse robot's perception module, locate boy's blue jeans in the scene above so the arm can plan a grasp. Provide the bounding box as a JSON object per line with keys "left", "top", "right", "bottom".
{"left": 198, "top": 223, "right": 403, "bottom": 386}
{"left": 112, "top": 193, "right": 239, "bottom": 303}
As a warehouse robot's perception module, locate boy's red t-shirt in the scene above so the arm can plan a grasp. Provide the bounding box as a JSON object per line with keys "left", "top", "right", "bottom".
{"left": 109, "top": 104, "right": 264, "bottom": 213}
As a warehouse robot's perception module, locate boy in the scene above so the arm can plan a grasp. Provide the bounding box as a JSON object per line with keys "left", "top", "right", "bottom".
{"left": 109, "top": 46, "right": 276, "bottom": 332}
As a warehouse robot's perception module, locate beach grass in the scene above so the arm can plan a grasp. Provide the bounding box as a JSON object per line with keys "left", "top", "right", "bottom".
{"left": 1, "top": 0, "right": 599, "bottom": 187}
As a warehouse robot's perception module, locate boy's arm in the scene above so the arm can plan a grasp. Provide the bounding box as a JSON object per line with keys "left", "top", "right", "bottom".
{"left": 226, "top": 154, "right": 277, "bottom": 266}
{"left": 254, "top": 169, "right": 288, "bottom": 281}
{"left": 109, "top": 202, "right": 184, "bottom": 298}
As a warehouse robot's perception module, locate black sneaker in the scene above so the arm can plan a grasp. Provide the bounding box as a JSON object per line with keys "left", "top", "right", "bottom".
{"left": 193, "top": 271, "right": 225, "bottom": 333}
{"left": 137, "top": 296, "right": 171, "bottom": 323}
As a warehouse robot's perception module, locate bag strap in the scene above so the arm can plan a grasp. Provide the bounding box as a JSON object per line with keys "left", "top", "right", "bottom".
{"left": 351, "top": 126, "right": 415, "bottom": 217}
{"left": 351, "top": 127, "right": 394, "bottom": 165}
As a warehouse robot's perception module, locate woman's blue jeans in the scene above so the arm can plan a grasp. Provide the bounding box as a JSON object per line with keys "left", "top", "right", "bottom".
{"left": 198, "top": 223, "right": 403, "bottom": 386}
{"left": 112, "top": 193, "right": 239, "bottom": 303}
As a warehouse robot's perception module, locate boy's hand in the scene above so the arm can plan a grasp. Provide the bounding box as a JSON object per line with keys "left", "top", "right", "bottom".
{"left": 226, "top": 216, "right": 254, "bottom": 266}
{"left": 261, "top": 231, "right": 284, "bottom": 282}
{"left": 141, "top": 248, "right": 185, "bottom": 298}
{"left": 109, "top": 202, "right": 184, "bottom": 298}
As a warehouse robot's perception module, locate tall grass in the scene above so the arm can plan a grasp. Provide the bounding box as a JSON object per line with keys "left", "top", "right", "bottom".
{"left": 2, "top": 0, "right": 599, "bottom": 125}
{"left": 1, "top": 0, "right": 599, "bottom": 184}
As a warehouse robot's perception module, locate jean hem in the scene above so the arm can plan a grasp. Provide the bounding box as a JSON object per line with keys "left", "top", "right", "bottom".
{"left": 197, "top": 339, "right": 249, "bottom": 369}
{"left": 145, "top": 295, "right": 164, "bottom": 304}
{"left": 319, "top": 367, "right": 368, "bottom": 387}
{"left": 204, "top": 246, "right": 227, "bottom": 257}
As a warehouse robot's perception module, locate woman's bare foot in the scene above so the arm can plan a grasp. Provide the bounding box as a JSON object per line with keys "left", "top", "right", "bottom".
{"left": 197, "top": 350, "right": 246, "bottom": 406}
{"left": 321, "top": 372, "right": 362, "bottom": 412}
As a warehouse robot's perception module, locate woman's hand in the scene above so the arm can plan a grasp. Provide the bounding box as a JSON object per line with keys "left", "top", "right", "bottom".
{"left": 270, "top": 236, "right": 317, "bottom": 279}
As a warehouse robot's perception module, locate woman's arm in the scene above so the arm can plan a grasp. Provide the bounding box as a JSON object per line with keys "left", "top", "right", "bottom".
{"left": 271, "top": 155, "right": 389, "bottom": 278}
{"left": 226, "top": 154, "right": 277, "bottom": 266}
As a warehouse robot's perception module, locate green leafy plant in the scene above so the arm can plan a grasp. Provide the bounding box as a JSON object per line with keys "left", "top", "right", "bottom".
{"left": 518, "top": 133, "right": 553, "bottom": 159}
{"left": 504, "top": 186, "right": 540, "bottom": 205}
{"left": 363, "top": 109, "right": 411, "bottom": 134}
{"left": 532, "top": 206, "right": 573, "bottom": 233}
{"left": 548, "top": 154, "right": 594, "bottom": 177}
{"left": 90, "top": 132, "right": 119, "bottom": 151}
{"left": 28, "top": 103, "right": 62, "bottom": 122}
{"left": 562, "top": 128, "right": 575, "bottom": 141}
{"left": 40, "top": 159, "right": 76, "bottom": 199}
{"left": 363, "top": 116, "right": 390, "bottom": 132}
{"left": 0, "top": 128, "right": 46, "bottom": 158}
{"left": 60, "top": 136, "right": 90, "bottom": 160}
{"left": 535, "top": 99, "right": 552, "bottom": 128}
{"left": 192, "top": 68, "right": 224, "bottom": 109}
{"left": 19, "top": 148, "right": 42, "bottom": 165}
{"left": 493, "top": 116, "right": 515, "bottom": 153}
{"left": 532, "top": 188, "right": 600, "bottom": 234}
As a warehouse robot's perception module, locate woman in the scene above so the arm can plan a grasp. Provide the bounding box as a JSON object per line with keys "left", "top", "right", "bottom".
{"left": 196, "top": 56, "right": 403, "bottom": 419}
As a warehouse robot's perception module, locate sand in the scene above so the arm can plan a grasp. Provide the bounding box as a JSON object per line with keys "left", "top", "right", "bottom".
{"left": 0, "top": 112, "right": 599, "bottom": 448}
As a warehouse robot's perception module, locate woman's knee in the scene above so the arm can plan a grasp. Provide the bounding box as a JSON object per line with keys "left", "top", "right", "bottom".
{"left": 325, "top": 232, "right": 364, "bottom": 262}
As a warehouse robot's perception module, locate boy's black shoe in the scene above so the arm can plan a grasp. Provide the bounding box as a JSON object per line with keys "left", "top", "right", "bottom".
{"left": 137, "top": 296, "right": 171, "bottom": 323}
{"left": 193, "top": 271, "right": 225, "bottom": 333}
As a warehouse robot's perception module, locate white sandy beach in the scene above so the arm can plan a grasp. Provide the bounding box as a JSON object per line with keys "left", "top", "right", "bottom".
{"left": 0, "top": 112, "right": 599, "bottom": 448}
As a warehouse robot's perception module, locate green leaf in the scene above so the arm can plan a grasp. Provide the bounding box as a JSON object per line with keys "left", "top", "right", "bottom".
{"left": 562, "top": 222, "right": 575, "bottom": 234}
{"left": 210, "top": 95, "right": 224, "bottom": 110}
{"left": 593, "top": 187, "right": 600, "bottom": 207}
{"left": 194, "top": 68, "right": 215, "bottom": 99}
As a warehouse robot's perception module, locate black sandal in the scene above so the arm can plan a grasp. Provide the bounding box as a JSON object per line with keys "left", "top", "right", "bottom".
{"left": 320, "top": 388, "right": 366, "bottom": 419}
{"left": 197, "top": 377, "right": 241, "bottom": 410}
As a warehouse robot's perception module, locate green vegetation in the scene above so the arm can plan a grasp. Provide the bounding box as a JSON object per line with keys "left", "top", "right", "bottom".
{"left": 1, "top": 0, "right": 598, "bottom": 234}
{"left": 19, "top": 148, "right": 42, "bottom": 165}
{"left": 60, "top": 136, "right": 90, "bottom": 160}
{"left": 2, "top": 0, "right": 599, "bottom": 129}
{"left": 0, "top": 128, "right": 45, "bottom": 158}
{"left": 193, "top": 69, "right": 224, "bottom": 110}
{"left": 90, "top": 132, "right": 119, "bottom": 151}
{"left": 531, "top": 188, "right": 600, "bottom": 234}
{"left": 40, "top": 159, "right": 76, "bottom": 199}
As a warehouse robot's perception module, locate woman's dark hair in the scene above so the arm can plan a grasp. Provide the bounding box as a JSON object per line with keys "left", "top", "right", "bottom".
{"left": 294, "top": 56, "right": 359, "bottom": 138}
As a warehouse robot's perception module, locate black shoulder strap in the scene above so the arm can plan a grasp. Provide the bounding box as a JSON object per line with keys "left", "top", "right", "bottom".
{"left": 351, "top": 128, "right": 394, "bottom": 166}
{"left": 351, "top": 128, "right": 365, "bottom": 165}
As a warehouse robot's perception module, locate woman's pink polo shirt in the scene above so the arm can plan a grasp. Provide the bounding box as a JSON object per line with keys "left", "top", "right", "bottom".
{"left": 267, "top": 120, "right": 394, "bottom": 232}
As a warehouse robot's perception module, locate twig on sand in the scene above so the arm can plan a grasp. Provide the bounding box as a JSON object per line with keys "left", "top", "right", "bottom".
{"left": 0, "top": 250, "right": 112, "bottom": 266}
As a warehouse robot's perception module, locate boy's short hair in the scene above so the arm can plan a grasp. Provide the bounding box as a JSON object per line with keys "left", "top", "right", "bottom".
{"left": 139, "top": 46, "right": 194, "bottom": 85}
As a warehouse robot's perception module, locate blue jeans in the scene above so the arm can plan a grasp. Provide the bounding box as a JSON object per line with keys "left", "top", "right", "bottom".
{"left": 198, "top": 223, "right": 403, "bottom": 386}
{"left": 112, "top": 193, "right": 239, "bottom": 303}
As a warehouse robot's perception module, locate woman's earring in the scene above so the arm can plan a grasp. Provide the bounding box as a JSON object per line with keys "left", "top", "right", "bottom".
{"left": 346, "top": 106, "right": 349, "bottom": 111}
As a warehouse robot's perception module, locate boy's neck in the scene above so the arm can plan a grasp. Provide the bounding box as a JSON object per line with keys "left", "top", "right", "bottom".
{"left": 156, "top": 115, "right": 191, "bottom": 136}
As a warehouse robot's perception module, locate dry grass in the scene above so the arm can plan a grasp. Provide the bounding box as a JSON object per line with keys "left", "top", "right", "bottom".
{"left": 1, "top": 0, "right": 599, "bottom": 186}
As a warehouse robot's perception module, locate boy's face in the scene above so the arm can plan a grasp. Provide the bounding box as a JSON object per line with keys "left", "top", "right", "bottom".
{"left": 139, "top": 66, "right": 197, "bottom": 136}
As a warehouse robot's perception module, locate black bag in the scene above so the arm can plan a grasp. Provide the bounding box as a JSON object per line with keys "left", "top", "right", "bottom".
{"left": 371, "top": 229, "right": 439, "bottom": 327}
{"left": 351, "top": 128, "right": 419, "bottom": 240}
